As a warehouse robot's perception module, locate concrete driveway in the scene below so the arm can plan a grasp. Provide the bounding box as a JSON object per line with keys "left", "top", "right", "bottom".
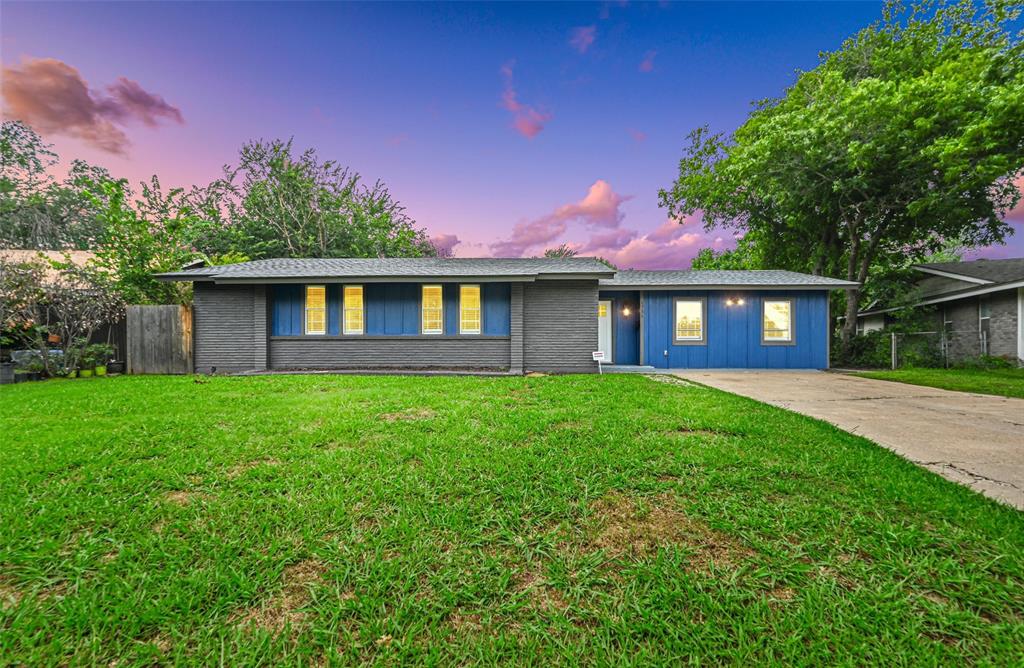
{"left": 673, "top": 370, "right": 1024, "bottom": 510}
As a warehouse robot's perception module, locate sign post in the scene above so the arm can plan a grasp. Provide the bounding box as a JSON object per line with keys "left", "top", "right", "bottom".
{"left": 592, "top": 350, "right": 605, "bottom": 374}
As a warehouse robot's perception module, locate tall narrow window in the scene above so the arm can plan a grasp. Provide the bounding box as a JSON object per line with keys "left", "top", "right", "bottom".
{"left": 305, "top": 285, "right": 326, "bottom": 335}
{"left": 422, "top": 285, "right": 443, "bottom": 334}
{"left": 343, "top": 285, "right": 364, "bottom": 335}
{"left": 674, "top": 299, "right": 704, "bottom": 343}
{"left": 763, "top": 299, "right": 793, "bottom": 343}
{"left": 460, "top": 285, "right": 481, "bottom": 334}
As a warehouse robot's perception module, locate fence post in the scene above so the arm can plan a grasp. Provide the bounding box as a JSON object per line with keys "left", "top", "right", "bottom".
{"left": 891, "top": 332, "right": 898, "bottom": 370}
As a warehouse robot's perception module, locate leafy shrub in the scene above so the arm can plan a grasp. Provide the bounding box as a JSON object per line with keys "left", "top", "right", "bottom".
{"left": 955, "top": 355, "right": 1018, "bottom": 370}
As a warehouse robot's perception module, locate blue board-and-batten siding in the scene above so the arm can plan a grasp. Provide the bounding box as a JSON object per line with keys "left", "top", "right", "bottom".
{"left": 640, "top": 290, "right": 828, "bottom": 369}
{"left": 271, "top": 282, "right": 511, "bottom": 337}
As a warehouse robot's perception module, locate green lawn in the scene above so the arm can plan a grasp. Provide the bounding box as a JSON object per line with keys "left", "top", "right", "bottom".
{"left": 1, "top": 374, "right": 1022, "bottom": 665}
{"left": 856, "top": 367, "right": 1024, "bottom": 399}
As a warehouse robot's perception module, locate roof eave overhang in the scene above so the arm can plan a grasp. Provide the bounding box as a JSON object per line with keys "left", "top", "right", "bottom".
{"left": 157, "top": 272, "right": 612, "bottom": 284}
{"left": 857, "top": 279, "right": 1024, "bottom": 317}
{"left": 913, "top": 266, "right": 993, "bottom": 284}
{"left": 599, "top": 283, "right": 858, "bottom": 291}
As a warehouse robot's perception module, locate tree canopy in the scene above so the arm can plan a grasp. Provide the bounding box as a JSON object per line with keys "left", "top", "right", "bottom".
{"left": 0, "top": 124, "right": 440, "bottom": 304}
{"left": 661, "top": 0, "right": 1024, "bottom": 348}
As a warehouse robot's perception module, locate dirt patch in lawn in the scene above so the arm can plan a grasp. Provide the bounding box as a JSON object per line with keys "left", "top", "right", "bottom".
{"left": 227, "top": 458, "right": 281, "bottom": 479}
{"left": 511, "top": 563, "right": 568, "bottom": 612}
{"left": 668, "top": 427, "right": 737, "bottom": 438}
{"left": 379, "top": 408, "right": 436, "bottom": 422}
{"left": 162, "top": 490, "right": 209, "bottom": 506}
{"left": 584, "top": 492, "right": 754, "bottom": 570}
{"left": 233, "top": 558, "right": 326, "bottom": 634}
{"left": 0, "top": 575, "right": 23, "bottom": 610}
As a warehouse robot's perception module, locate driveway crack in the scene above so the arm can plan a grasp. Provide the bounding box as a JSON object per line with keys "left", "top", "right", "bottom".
{"left": 914, "top": 461, "right": 1023, "bottom": 491}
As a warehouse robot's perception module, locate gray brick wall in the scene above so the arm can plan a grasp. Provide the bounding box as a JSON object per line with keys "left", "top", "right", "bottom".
{"left": 987, "top": 289, "right": 1018, "bottom": 360}
{"left": 253, "top": 285, "right": 268, "bottom": 370}
{"left": 510, "top": 283, "right": 524, "bottom": 373}
{"left": 193, "top": 283, "right": 256, "bottom": 373}
{"left": 269, "top": 337, "right": 511, "bottom": 369}
{"left": 523, "top": 279, "right": 599, "bottom": 373}
{"left": 940, "top": 288, "right": 1019, "bottom": 362}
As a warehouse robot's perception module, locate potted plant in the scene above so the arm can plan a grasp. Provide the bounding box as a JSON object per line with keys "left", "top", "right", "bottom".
{"left": 87, "top": 343, "right": 115, "bottom": 376}
{"left": 24, "top": 357, "right": 44, "bottom": 381}
{"left": 78, "top": 345, "right": 95, "bottom": 377}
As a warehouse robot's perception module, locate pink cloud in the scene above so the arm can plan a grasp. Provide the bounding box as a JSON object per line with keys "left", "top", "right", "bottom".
{"left": 1, "top": 57, "right": 183, "bottom": 155}
{"left": 627, "top": 127, "right": 647, "bottom": 143}
{"left": 638, "top": 50, "right": 657, "bottom": 73}
{"left": 581, "top": 217, "right": 733, "bottom": 269}
{"left": 582, "top": 228, "right": 638, "bottom": 252}
{"left": 388, "top": 133, "right": 409, "bottom": 146}
{"left": 569, "top": 25, "right": 597, "bottom": 54}
{"left": 429, "top": 233, "right": 461, "bottom": 257}
{"left": 491, "top": 179, "right": 632, "bottom": 256}
{"left": 491, "top": 218, "right": 569, "bottom": 257}
{"left": 499, "top": 61, "right": 552, "bottom": 139}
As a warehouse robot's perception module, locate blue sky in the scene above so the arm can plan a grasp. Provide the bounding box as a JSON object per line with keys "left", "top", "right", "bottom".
{"left": 4, "top": 1, "right": 1020, "bottom": 265}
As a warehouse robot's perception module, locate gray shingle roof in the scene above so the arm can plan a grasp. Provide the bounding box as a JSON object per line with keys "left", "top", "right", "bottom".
{"left": 915, "top": 258, "right": 1024, "bottom": 284}
{"left": 157, "top": 257, "right": 616, "bottom": 282}
{"left": 600, "top": 269, "right": 858, "bottom": 289}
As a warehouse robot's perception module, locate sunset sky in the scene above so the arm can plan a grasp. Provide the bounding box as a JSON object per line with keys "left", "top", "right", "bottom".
{"left": 3, "top": 1, "right": 1022, "bottom": 267}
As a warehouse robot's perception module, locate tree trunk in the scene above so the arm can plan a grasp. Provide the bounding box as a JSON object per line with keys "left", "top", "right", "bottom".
{"left": 840, "top": 286, "right": 860, "bottom": 357}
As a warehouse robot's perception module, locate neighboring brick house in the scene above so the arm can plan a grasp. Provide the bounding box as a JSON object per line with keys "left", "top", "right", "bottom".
{"left": 856, "top": 258, "right": 1024, "bottom": 364}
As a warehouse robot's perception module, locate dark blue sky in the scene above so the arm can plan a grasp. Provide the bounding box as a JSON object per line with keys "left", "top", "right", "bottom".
{"left": 5, "top": 2, "right": 1020, "bottom": 265}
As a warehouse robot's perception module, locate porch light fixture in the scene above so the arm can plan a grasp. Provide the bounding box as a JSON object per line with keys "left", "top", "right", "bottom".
{"left": 726, "top": 298, "right": 746, "bottom": 307}
{"left": 622, "top": 306, "right": 631, "bottom": 317}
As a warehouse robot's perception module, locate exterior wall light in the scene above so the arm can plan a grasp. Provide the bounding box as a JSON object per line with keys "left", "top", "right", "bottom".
{"left": 622, "top": 306, "right": 631, "bottom": 317}
{"left": 725, "top": 297, "right": 746, "bottom": 307}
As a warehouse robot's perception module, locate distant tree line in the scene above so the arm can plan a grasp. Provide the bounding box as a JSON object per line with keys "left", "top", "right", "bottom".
{"left": 0, "top": 121, "right": 439, "bottom": 305}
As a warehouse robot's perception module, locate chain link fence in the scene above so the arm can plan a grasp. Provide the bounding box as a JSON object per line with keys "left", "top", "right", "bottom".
{"left": 889, "top": 329, "right": 990, "bottom": 369}
{"left": 843, "top": 328, "right": 991, "bottom": 369}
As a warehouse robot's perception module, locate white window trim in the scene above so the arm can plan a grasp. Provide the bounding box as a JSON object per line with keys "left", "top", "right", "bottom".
{"left": 343, "top": 285, "right": 364, "bottom": 335}
{"left": 672, "top": 297, "right": 706, "bottom": 346}
{"left": 304, "top": 285, "right": 327, "bottom": 336}
{"left": 421, "top": 284, "right": 444, "bottom": 335}
{"left": 762, "top": 298, "right": 794, "bottom": 345}
{"left": 459, "top": 284, "right": 482, "bottom": 335}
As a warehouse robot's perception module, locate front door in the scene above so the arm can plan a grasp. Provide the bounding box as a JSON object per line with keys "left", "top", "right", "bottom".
{"left": 598, "top": 300, "right": 613, "bottom": 363}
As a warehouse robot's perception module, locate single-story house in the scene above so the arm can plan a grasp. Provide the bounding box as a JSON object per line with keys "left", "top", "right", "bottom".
{"left": 856, "top": 257, "right": 1024, "bottom": 364}
{"left": 156, "top": 257, "right": 857, "bottom": 374}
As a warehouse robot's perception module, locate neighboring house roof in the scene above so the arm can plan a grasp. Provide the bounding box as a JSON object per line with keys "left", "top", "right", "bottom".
{"left": 858, "top": 257, "right": 1024, "bottom": 317}
{"left": 0, "top": 249, "right": 96, "bottom": 283}
{"left": 914, "top": 257, "right": 1024, "bottom": 284}
{"left": 156, "top": 257, "right": 617, "bottom": 282}
{"left": 600, "top": 269, "right": 858, "bottom": 290}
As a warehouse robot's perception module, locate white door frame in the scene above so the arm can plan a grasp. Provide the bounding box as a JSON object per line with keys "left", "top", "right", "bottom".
{"left": 598, "top": 299, "right": 614, "bottom": 364}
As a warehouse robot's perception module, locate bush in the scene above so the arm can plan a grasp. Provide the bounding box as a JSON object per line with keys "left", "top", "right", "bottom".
{"left": 835, "top": 330, "right": 890, "bottom": 368}
{"left": 955, "top": 355, "right": 1018, "bottom": 371}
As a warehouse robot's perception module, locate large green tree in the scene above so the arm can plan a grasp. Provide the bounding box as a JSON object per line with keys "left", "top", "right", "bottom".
{"left": 660, "top": 0, "right": 1023, "bottom": 350}
{"left": 0, "top": 121, "right": 112, "bottom": 249}
{"left": 205, "top": 139, "right": 437, "bottom": 259}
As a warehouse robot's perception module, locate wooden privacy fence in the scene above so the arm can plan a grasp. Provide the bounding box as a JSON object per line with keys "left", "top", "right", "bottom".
{"left": 126, "top": 305, "right": 193, "bottom": 374}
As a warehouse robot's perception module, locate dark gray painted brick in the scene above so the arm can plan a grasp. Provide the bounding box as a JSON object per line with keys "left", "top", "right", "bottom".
{"left": 193, "top": 283, "right": 256, "bottom": 373}
{"left": 269, "top": 337, "right": 511, "bottom": 369}
{"left": 523, "top": 279, "right": 599, "bottom": 373}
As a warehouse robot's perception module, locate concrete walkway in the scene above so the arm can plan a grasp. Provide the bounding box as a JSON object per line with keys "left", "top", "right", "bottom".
{"left": 673, "top": 370, "right": 1024, "bottom": 510}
